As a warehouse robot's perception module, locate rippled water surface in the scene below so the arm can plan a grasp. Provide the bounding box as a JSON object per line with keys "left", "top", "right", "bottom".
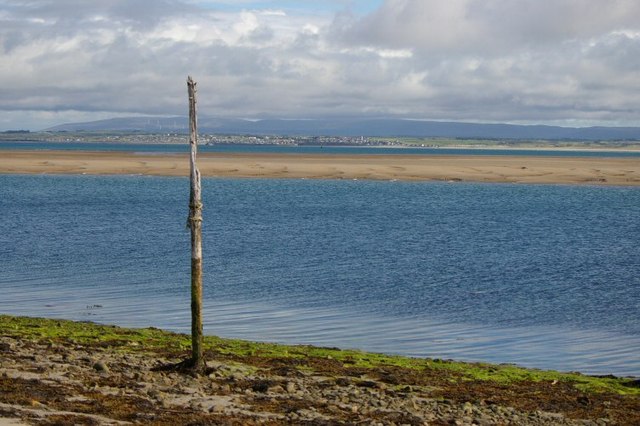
{"left": 1, "top": 175, "right": 639, "bottom": 376}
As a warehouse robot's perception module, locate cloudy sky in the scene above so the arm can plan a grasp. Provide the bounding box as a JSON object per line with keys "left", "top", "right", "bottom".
{"left": 1, "top": 0, "right": 639, "bottom": 130}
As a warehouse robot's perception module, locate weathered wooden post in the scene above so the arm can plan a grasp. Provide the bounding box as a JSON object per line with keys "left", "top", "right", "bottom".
{"left": 187, "top": 76, "right": 204, "bottom": 370}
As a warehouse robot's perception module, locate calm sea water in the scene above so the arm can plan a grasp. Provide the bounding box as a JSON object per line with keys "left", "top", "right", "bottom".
{"left": 1, "top": 174, "right": 639, "bottom": 376}
{"left": 2, "top": 140, "right": 640, "bottom": 157}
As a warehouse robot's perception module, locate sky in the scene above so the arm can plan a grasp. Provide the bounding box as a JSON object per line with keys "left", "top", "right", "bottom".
{"left": 1, "top": 0, "right": 639, "bottom": 131}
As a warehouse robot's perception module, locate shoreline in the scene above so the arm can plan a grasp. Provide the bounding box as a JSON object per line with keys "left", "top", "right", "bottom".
{"left": 1, "top": 315, "right": 639, "bottom": 425}
{"left": 1, "top": 149, "right": 639, "bottom": 186}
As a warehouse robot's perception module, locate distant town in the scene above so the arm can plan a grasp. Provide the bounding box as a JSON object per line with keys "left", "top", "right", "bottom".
{"left": 2, "top": 130, "right": 640, "bottom": 150}
{"left": 0, "top": 131, "right": 402, "bottom": 146}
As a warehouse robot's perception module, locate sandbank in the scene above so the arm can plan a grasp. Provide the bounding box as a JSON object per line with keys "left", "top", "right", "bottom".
{"left": 0, "top": 149, "right": 639, "bottom": 185}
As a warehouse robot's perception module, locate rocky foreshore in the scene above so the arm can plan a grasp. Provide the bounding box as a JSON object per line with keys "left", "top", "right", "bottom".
{"left": 1, "top": 316, "right": 639, "bottom": 425}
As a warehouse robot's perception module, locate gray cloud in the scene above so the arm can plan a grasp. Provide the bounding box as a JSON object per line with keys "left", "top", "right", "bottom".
{"left": 332, "top": 0, "right": 640, "bottom": 123}
{"left": 339, "top": 0, "right": 640, "bottom": 55}
{"left": 0, "top": 0, "right": 639, "bottom": 130}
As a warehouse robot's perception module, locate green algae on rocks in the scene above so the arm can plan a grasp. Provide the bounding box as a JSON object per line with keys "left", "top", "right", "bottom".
{"left": 1, "top": 314, "right": 638, "bottom": 396}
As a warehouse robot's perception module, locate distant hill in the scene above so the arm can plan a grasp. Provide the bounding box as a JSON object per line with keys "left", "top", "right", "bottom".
{"left": 44, "top": 117, "right": 640, "bottom": 141}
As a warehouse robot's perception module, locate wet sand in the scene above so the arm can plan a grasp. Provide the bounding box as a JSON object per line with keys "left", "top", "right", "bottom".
{"left": 1, "top": 150, "right": 639, "bottom": 185}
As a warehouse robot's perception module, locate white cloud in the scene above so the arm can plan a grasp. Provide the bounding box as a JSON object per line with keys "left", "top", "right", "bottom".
{"left": 332, "top": 0, "right": 640, "bottom": 123}
{"left": 260, "top": 9, "right": 286, "bottom": 17}
{"left": 0, "top": 0, "right": 639, "bottom": 129}
{"left": 340, "top": 0, "right": 640, "bottom": 55}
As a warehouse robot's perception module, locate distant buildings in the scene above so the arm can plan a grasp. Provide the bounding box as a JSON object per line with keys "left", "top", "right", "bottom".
{"left": 0, "top": 131, "right": 404, "bottom": 147}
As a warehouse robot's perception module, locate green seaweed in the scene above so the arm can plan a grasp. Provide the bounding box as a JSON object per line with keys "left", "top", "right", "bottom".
{"left": 1, "top": 314, "right": 637, "bottom": 395}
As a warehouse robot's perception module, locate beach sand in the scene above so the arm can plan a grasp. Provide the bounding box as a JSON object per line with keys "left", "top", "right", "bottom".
{"left": 1, "top": 149, "right": 639, "bottom": 185}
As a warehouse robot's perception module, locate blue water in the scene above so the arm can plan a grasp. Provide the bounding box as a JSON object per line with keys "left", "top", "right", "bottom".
{"left": 1, "top": 174, "right": 639, "bottom": 376}
{"left": 2, "top": 140, "right": 640, "bottom": 157}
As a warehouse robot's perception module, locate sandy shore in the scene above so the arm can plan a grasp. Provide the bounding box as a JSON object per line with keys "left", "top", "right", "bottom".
{"left": 1, "top": 149, "right": 639, "bottom": 185}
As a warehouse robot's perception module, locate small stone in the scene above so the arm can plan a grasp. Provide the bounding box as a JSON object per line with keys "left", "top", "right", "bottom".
{"left": 251, "top": 380, "right": 272, "bottom": 393}
{"left": 335, "top": 377, "right": 350, "bottom": 386}
{"left": 209, "top": 404, "right": 224, "bottom": 413}
{"left": 474, "top": 415, "right": 495, "bottom": 426}
{"left": 540, "top": 412, "right": 565, "bottom": 421}
{"left": 351, "top": 405, "right": 359, "bottom": 413}
{"left": 286, "top": 382, "right": 296, "bottom": 393}
{"left": 410, "top": 398, "right": 419, "bottom": 410}
{"left": 189, "top": 400, "right": 203, "bottom": 409}
{"left": 269, "top": 385, "right": 284, "bottom": 393}
{"left": 577, "top": 395, "right": 590, "bottom": 406}
{"left": 93, "top": 360, "right": 109, "bottom": 373}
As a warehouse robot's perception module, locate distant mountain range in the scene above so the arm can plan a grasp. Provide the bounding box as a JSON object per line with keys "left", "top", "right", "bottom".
{"left": 44, "top": 116, "right": 640, "bottom": 141}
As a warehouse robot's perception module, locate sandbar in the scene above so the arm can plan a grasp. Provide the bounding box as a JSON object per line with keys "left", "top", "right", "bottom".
{"left": 0, "top": 149, "right": 639, "bottom": 185}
